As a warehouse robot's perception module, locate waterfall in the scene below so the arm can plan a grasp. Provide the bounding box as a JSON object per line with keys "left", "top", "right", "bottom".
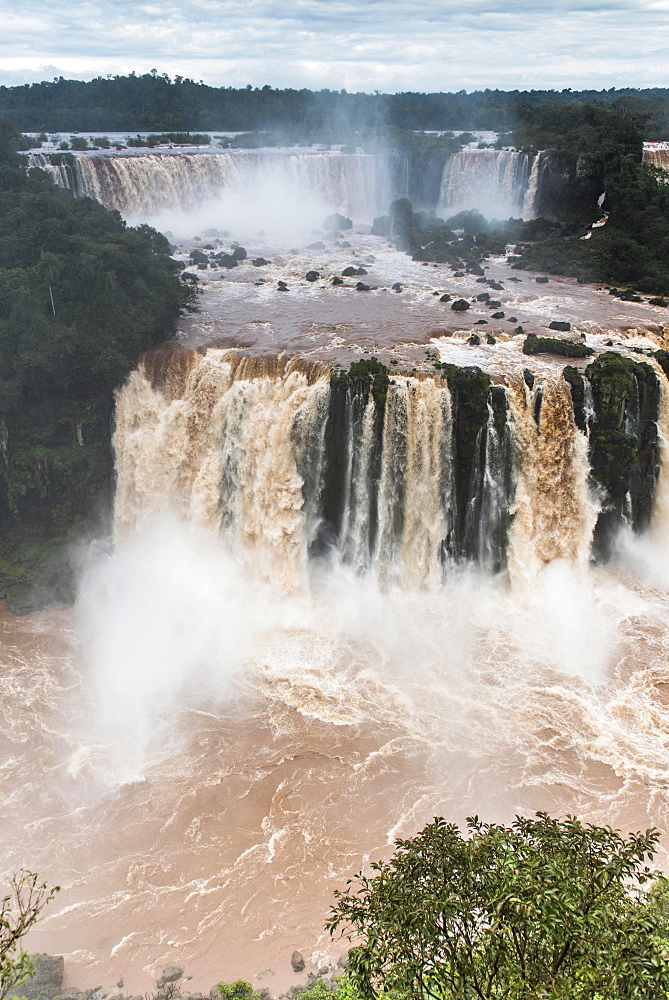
{"left": 506, "top": 375, "right": 598, "bottom": 590}
{"left": 643, "top": 143, "right": 669, "bottom": 173}
{"left": 24, "top": 149, "right": 393, "bottom": 221}
{"left": 113, "top": 350, "right": 515, "bottom": 589}
{"left": 26, "top": 152, "right": 79, "bottom": 191}
{"left": 439, "top": 148, "right": 534, "bottom": 220}
{"left": 521, "top": 154, "right": 541, "bottom": 219}
{"left": 114, "top": 348, "right": 669, "bottom": 590}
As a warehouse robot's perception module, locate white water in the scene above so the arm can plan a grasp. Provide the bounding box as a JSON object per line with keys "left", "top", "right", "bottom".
{"left": 26, "top": 150, "right": 393, "bottom": 235}
{"left": 440, "top": 148, "right": 536, "bottom": 220}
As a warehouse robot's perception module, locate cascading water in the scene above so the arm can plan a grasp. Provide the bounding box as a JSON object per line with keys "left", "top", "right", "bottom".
{"left": 643, "top": 142, "right": 669, "bottom": 172}
{"left": 439, "top": 148, "right": 537, "bottom": 220}
{"left": 25, "top": 149, "right": 394, "bottom": 222}
{"left": 113, "top": 346, "right": 666, "bottom": 589}
{"left": 506, "top": 375, "right": 598, "bottom": 590}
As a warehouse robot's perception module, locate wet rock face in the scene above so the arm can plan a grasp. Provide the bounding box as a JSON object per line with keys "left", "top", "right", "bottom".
{"left": 8, "top": 954, "right": 64, "bottom": 1000}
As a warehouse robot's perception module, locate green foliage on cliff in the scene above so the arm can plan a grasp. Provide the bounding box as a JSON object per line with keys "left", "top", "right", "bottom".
{"left": 569, "top": 352, "right": 662, "bottom": 556}
{"left": 327, "top": 814, "right": 669, "bottom": 1000}
{"left": 0, "top": 122, "right": 195, "bottom": 606}
{"left": 331, "top": 358, "right": 391, "bottom": 412}
{"left": 522, "top": 333, "right": 593, "bottom": 358}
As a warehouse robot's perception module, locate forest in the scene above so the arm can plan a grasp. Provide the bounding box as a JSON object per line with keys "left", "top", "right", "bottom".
{"left": 0, "top": 119, "right": 195, "bottom": 610}
{"left": 3, "top": 72, "right": 669, "bottom": 137}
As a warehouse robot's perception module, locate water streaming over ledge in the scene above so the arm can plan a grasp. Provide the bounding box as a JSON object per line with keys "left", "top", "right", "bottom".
{"left": 25, "top": 150, "right": 396, "bottom": 221}
{"left": 114, "top": 346, "right": 668, "bottom": 587}
{"left": 439, "top": 149, "right": 538, "bottom": 220}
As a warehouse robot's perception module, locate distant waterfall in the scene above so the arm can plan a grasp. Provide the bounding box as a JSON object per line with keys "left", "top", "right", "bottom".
{"left": 643, "top": 143, "right": 669, "bottom": 172}
{"left": 113, "top": 348, "right": 669, "bottom": 591}
{"left": 439, "top": 149, "right": 538, "bottom": 220}
{"left": 25, "top": 149, "right": 393, "bottom": 221}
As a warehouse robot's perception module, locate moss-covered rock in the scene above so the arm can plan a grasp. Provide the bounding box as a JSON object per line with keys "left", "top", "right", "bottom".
{"left": 523, "top": 333, "right": 593, "bottom": 358}
{"left": 585, "top": 352, "right": 660, "bottom": 558}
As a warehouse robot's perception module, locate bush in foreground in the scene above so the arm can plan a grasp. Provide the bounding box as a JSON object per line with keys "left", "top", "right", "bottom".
{"left": 327, "top": 813, "right": 669, "bottom": 1000}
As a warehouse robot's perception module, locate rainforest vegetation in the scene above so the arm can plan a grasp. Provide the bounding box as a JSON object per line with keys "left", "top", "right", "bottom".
{"left": 3, "top": 72, "right": 669, "bottom": 136}
{"left": 0, "top": 119, "right": 195, "bottom": 609}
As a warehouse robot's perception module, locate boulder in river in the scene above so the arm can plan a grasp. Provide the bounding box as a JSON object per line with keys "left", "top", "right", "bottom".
{"left": 451, "top": 299, "right": 470, "bottom": 311}
{"left": 305, "top": 271, "right": 319, "bottom": 282}
{"left": 323, "top": 213, "right": 352, "bottom": 231}
{"left": 291, "top": 951, "right": 305, "bottom": 973}
{"left": 160, "top": 968, "right": 184, "bottom": 984}
{"left": 549, "top": 320, "right": 571, "bottom": 331}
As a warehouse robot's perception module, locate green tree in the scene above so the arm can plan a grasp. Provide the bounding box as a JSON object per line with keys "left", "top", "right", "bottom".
{"left": 0, "top": 872, "right": 59, "bottom": 999}
{"left": 327, "top": 814, "right": 669, "bottom": 1000}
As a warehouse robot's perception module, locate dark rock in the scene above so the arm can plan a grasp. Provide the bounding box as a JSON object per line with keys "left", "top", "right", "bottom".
{"left": 454, "top": 271, "right": 465, "bottom": 277}
{"left": 491, "top": 311, "right": 505, "bottom": 319}
{"left": 323, "top": 213, "right": 352, "bottom": 231}
{"left": 476, "top": 277, "right": 488, "bottom": 283}
{"left": 606, "top": 339, "right": 614, "bottom": 346}
{"left": 451, "top": 299, "right": 470, "bottom": 311}
{"left": 549, "top": 320, "right": 571, "bottom": 332}
{"left": 305, "top": 271, "right": 319, "bottom": 282}
{"left": 231, "top": 246, "right": 247, "bottom": 260}
{"left": 468, "top": 265, "right": 485, "bottom": 276}
{"left": 468, "top": 334, "right": 481, "bottom": 346}
{"left": 508, "top": 276, "right": 522, "bottom": 282}
{"left": 342, "top": 266, "right": 367, "bottom": 277}
{"left": 277, "top": 281, "right": 289, "bottom": 291}
{"left": 291, "top": 951, "right": 305, "bottom": 973}
{"left": 356, "top": 282, "right": 372, "bottom": 291}
{"left": 391, "top": 282, "right": 402, "bottom": 292}
{"left": 535, "top": 276, "right": 549, "bottom": 283}
{"left": 10, "top": 955, "right": 64, "bottom": 1000}
{"left": 523, "top": 370, "right": 535, "bottom": 390}
{"left": 432, "top": 291, "right": 440, "bottom": 296}
{"left": 475, "top": 319, "right": 488, "bottom": 325}
{"left": 332, "top": 276, "right": 344, "bottom": 285}
{"left": 339, "top": 241, "right": 351, "bottom": 248}
{"left": 523, "top": 333, "right": 593, "bottom": 358}
{"left": 306, "top": 241, "right": 325, "bottom": 251}
{"left": 486, "top": 334, "right": 496, "bottom": 345}
{"left": 476, "top": 292, "right": 490, "bottom": 302}
{"left": 6, "top": 582, "right": 55, "bottom": 616}
{"left": 487, "top": 300, "right": 502, "bottom": 308}
{"left": 507, "top": 316, "right": 518, "bottom": 323}
{"left": 162, "top": 969, "right": 183, "bottom": 984}
{"left": 197, "top": 263, "right": 208, "bottom": 270}
{"left": 515, "top": 326, "right": 524, "bottom": 335}
{"left": 252, "top": 257, "right": 270, "bottom": 267}
{"left": 440, "top": 293, "right": 451, "bottom": 302}
{"left": 488, "top": 281, "right": 504, "bottom": 290}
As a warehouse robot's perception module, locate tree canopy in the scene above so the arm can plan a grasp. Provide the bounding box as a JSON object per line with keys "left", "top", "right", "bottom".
{"left": 0, "top": 120, "right": 195, "bottom": 413}
{"left": 327, "top": 813, "right": 669, "bottom": 1000}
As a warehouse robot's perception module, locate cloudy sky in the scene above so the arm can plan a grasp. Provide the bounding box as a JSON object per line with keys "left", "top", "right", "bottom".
{"left": 1, "top": 0, "right": 668, "bottom": 93}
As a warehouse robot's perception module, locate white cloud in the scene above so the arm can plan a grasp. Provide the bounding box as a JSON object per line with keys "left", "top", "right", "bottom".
{"left": 0, "top": 0, "right": 667, "bottom": 91}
